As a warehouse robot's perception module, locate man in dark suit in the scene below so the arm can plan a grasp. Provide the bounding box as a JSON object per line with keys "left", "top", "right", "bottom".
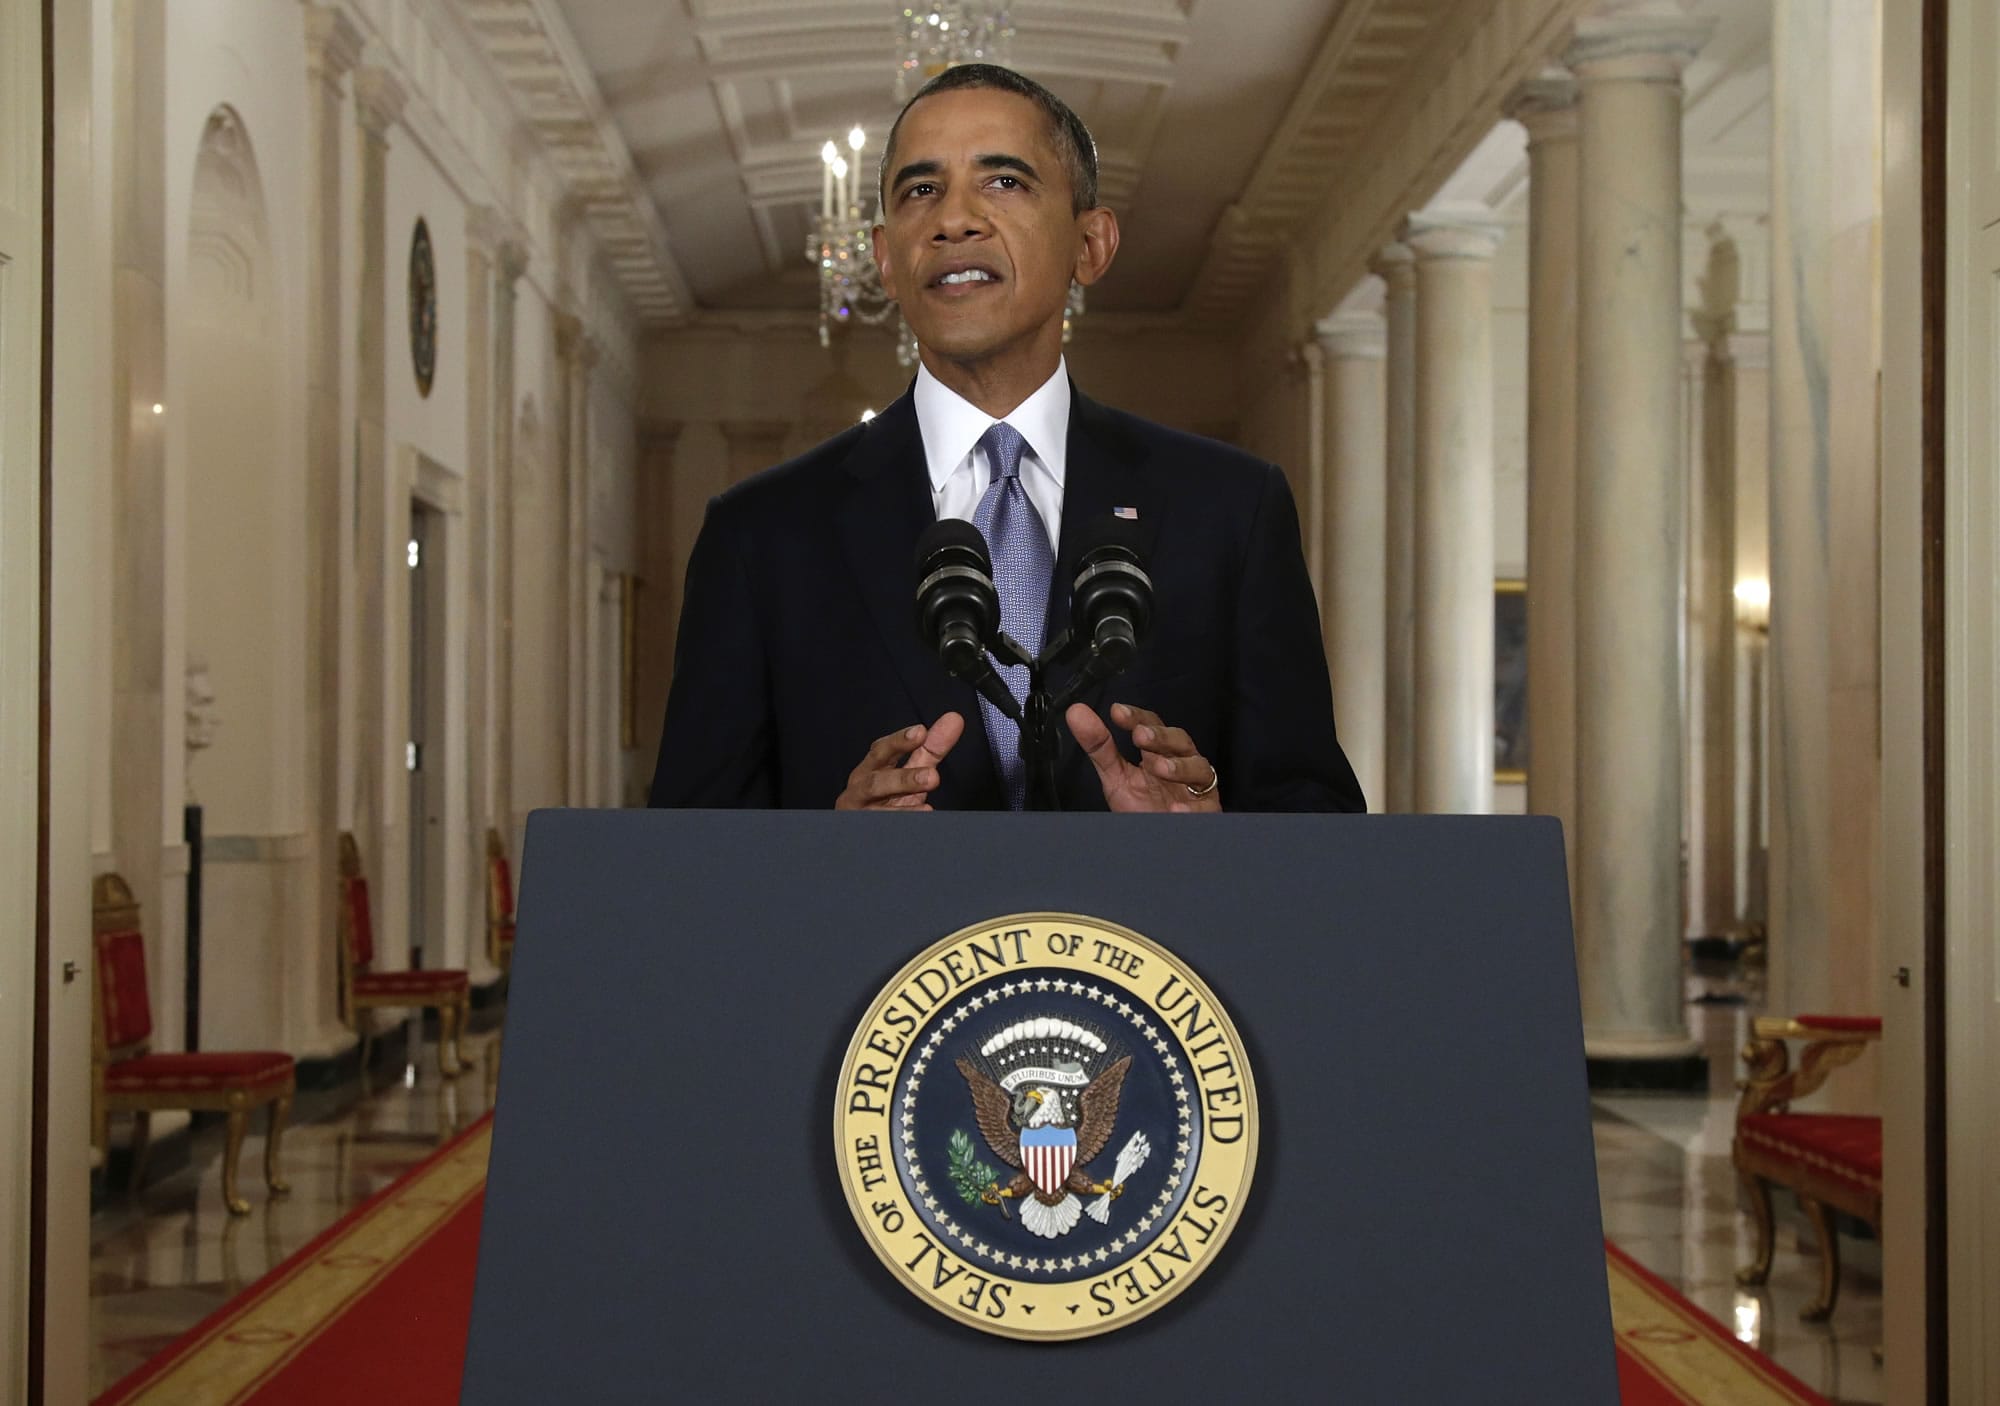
{"left": 651, "top": 64, "right": 1364, "bottom": 814}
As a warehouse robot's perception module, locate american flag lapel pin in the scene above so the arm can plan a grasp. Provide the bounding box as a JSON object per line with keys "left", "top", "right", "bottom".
{"left": 1112, "top": 506, "right": 1139, "bottom": 520}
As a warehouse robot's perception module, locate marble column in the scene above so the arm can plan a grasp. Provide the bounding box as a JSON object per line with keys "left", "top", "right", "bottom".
{"left": 1299, "top": 340, "right": 1328, "bottom": 600}
{"left": 1315, "top": 311, "right": 1388, "bottom": 810}
{"left": 352, "top": 66, "right": 406, "bottom": 955}
{"left": 1404, "top": 210, "right": 1502, "bottom": 815}
{"left": 1568, "top": 12, "right": 1708, "bottom": 1067}
{"left": 1370, "top": 243, "right": 1419, "bottom": 812}
{"left": 1723, "top": 330, "right": 1771, "bottom": 925}
{"left": 301, "top": 6, "right": 362, "bottom": 1045}
{"left": 1767, "top": 0, "right": 1882, "bottom": 1022}
{"left": 462, "top": 207, "right": 502, "bottom": 980}
{"left": 110, "top": 0, "right": 177, "bottom": 1044}
{"left": 1683, "top": 329, "right": 1738, "bottom": 942}
{"left": 553, "top": 315, "right": 598, "bottom": 806}
{"left": 490, "top": 237, "right": 527, "bottom": 853}
{"left": 1508, "top": 74, "right": 1581, "bottom": 902}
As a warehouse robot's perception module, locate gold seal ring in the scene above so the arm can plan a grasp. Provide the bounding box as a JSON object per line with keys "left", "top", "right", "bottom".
{"left": 834, "top": 913, "right": 1257, "bottom": 1341}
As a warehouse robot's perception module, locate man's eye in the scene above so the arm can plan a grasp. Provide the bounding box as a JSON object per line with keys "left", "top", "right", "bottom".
{"left": 905, "top": 183, "right": 936, "bottom": 199}
{"left": 992, "top": 175, "right": 1021, "bottom": 190}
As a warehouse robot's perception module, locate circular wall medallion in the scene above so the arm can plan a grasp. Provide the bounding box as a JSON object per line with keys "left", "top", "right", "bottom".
{"left": 408, "top": 217, "right": 437, "bottom": 397}
{"left": 835, "top": 913, "right": 1257, "bottom": 1341}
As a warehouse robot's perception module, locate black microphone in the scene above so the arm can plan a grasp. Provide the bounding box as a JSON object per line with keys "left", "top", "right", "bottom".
{"left": 914, "top": 520, "right": 1021, "bottom": 719}
{"left": 1069, "top": 516, "right": 1153, "bottom": 674}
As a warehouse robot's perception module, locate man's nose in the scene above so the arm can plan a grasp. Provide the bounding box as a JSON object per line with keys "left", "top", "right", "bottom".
{"left": 929, "top": 184, "right": 992, "bottom": 241}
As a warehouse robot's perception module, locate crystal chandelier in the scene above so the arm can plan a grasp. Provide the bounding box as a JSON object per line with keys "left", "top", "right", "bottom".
{"left": 896, "top": 5, "right": 1015, "bottom": 99}
{"left": 807, "top": 126, "right": 897, "bottom": 349}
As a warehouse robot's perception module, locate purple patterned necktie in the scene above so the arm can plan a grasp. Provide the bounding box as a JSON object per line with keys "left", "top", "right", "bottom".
{"left": 970, "top": 422, "right": 1052, "bottom": 810}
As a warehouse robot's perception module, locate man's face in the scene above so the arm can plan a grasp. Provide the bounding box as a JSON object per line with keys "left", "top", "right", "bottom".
{"left": 873, "top": 88, "right": 1091, "bottom": 366}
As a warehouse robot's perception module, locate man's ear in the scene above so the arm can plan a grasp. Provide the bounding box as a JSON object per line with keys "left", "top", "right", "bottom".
{"left": 1072, "top": 207, "right": 1120, "bottom": 289}
{"left": 871, "top": 224, "right": 899, "bottom": 302}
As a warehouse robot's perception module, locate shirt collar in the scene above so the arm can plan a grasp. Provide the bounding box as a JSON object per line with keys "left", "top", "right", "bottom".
{"left": 914, "top": 357, "right": 1071, "bottom": 493}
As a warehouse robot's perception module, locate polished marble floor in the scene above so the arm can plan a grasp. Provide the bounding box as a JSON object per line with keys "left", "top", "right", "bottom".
{"left": 85, "top": 980, "right": 1884, "bottom": 1404}
{"left": 88, "top": 1022, "right": 500, "bottom": 1400}
{"left": 1593, "top": 963, "right": 1885, "bottom": 1406}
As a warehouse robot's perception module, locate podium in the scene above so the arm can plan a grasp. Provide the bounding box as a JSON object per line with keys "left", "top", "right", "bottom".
{"left": 463, "top": 811, "right": 1617, "bottom": 1403}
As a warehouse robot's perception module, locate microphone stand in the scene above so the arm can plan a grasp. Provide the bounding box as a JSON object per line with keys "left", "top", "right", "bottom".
{"left": 986, "top": 626, "right": 1135, "bottom": 813}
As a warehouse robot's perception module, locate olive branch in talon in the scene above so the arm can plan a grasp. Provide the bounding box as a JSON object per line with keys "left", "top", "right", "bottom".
{"left": 949, "top": 1128, "right": 1010, "bottom": 1219}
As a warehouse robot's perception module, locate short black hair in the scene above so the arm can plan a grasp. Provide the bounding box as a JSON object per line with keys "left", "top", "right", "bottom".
{"left": 878, "top": 63, "right": 1099, "bottom": 214}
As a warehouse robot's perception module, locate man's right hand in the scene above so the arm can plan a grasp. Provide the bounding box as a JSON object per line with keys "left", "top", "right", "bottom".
{"left": 835, "top": 712, "right": 966, "bottom": 810}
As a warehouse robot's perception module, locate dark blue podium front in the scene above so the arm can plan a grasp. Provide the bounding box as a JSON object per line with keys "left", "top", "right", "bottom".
{"left": 461, "top": 811, "right": 1615, "bottom": 1404}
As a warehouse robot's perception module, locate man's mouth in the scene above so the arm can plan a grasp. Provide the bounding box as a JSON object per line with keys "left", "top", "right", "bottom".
{"left": 929, "top": 264, "right": 1003, "bottom": 289}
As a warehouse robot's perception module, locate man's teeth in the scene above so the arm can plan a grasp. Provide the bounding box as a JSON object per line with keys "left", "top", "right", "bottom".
{"left": 937, "top": 270, "right": 996, "bottom": 285}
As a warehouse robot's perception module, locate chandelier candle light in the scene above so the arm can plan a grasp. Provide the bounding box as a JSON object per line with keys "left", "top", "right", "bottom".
{"left": 810, "top": 125, "right": 899, "bottom": 348}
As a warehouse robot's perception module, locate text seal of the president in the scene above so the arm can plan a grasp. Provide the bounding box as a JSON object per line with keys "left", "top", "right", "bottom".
{"left": 835, "top": 913, "right": 1258, "bottom": 1340}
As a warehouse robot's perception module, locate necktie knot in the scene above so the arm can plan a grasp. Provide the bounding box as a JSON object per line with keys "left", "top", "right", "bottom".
{"left": 981, "top": 421, "right": 1028, "bottom": 482}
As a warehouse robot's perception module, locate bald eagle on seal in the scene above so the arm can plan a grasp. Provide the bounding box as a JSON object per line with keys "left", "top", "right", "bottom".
{"left": 956, "top": 1053, "right": 1135, "bottom": 1239}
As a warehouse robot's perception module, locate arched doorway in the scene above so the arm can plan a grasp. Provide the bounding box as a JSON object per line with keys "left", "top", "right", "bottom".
{"left": 179, "top": 106, "right": 301, "bottom": 1049}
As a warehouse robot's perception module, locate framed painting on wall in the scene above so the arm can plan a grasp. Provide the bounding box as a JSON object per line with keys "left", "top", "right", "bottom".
{"left": 1495, "top": 579, "right": 1527, "bottom": 783}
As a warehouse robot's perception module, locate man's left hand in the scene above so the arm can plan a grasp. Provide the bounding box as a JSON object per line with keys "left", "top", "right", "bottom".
{"left": 1066, "top": 702, "right": 1222, "bottom": 814}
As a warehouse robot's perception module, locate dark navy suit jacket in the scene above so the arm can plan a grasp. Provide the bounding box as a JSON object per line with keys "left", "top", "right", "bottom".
{"left": 648, "top": 385, "right": 1365, "bottom": 813}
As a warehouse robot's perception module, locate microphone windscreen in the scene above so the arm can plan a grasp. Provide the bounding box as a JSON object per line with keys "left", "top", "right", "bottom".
{"left": 1074, "top": 512, "right": 1148, "bottom": 564}
{"left": 914, "top": 517, "right": 992, "bottom": 571}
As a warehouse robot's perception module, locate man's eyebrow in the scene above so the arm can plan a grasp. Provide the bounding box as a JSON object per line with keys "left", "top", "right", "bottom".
{"left": 890, "top": 159, "right": 941, "bottom": 190}
{"left": 976, "top": 153, "right": 1039, "bottom": 181}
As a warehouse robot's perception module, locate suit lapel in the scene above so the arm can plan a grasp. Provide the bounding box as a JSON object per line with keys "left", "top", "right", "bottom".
{"left": 1048, "top": 388, "right": 1162, "bottom": 642}
{"left": 835, "top": 392, "right": 1001, "bottom": 805}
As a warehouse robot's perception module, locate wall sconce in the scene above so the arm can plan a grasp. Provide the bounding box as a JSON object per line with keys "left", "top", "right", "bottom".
{"left": 1734, "top": 578, "right": 1770, "bottom": 632}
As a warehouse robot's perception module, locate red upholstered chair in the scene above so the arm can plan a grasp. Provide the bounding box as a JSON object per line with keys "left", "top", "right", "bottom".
{"left": 337, "top": 831, "right": 470, "bottom": 1077}
{"left": 1733, "top": 1014, "right": 1883, "bottom": 1322}
{"left": 90, "top": 873, "right": 294, "bottom": 1215}
{"left": 486, "top": 827, "right": 516, "bottom": 972}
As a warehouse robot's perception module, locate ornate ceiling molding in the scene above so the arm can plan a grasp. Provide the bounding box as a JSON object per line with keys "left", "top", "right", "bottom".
{"left": 1182, "top": 0, "right": 1597, "bottom": 331}
{"left": 683, "top": 1, "right": 1191, "bottom": 276}
{"left": 455, "top": 0, "right": 696, "bottom": 325}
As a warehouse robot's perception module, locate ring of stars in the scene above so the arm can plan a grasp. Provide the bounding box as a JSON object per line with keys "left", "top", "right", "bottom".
{"left": 894, "top": 976, "right": 1202, "bottom": 1280}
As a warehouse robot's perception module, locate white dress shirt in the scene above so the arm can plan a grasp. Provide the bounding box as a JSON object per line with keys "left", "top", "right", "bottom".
{"left": 914, "top": 357, "right": 1069, "bottom": 551}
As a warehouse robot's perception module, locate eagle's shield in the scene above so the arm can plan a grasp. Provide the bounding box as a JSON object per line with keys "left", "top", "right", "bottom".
{"left": 1019, "top": 1125, "right": 1078, "bottom": 1198}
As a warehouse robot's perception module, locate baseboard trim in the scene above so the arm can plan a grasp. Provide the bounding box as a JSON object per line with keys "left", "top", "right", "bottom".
{"left": 1586, "top": 1053, "right": 1711, "bottom": 1092}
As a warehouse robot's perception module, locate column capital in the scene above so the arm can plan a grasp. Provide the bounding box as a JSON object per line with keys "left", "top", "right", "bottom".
{"left": 1368, "top": 241, "right": 1417, "bottom": 293}
{"left": 552, "top": 310, "right": 585, "bottom": 360}
{"left": 555, "top": 312, "right": 601, "bottom": 372}
{"left": 467, "top": 204, "right": 531, "bottom": 282}
{"left": 1315, "top": 311, "right": 1387, "bottom": 361}
{"left": 1566, "top": 6, "right": 1712, "bottom": 81}
{"left": 302, "top": 4, "right": 364, "bottom": 85}
{"left": 1402, "top": 207, "right": 1505, "bottom": 263}
{"left": 1505, "top": 69, "right": 1578, "bottom": 144}
{"left": 353, "top": 66, "right": 408, "bottom": 136}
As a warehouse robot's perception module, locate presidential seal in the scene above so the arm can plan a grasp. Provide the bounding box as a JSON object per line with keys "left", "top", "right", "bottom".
{"left": 834, "top": 914, "right": 1257, "bottom": 1340}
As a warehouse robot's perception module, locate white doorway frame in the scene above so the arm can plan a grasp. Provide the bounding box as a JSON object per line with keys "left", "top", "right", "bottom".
{"left": 401, "top": 448, "right": 471, "bottom": 976}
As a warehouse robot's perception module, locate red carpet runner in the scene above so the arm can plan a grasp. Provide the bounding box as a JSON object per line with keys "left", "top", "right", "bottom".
{"left": 98, "top": 1118, "right": 1828, "bottom": 1405}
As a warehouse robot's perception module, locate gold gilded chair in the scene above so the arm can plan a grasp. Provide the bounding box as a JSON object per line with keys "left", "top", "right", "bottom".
{"left": 1733, "top": 1014, "right": 1882, "bottom": 1322}
{"left": 486, "top": 827, "right": 517, "bottom": 971}
{"left": 337, "top": 832, "right": 470, "bottom": 1077}
{"left": 90, "top": 873, "right": 294, "bottom": 1215}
